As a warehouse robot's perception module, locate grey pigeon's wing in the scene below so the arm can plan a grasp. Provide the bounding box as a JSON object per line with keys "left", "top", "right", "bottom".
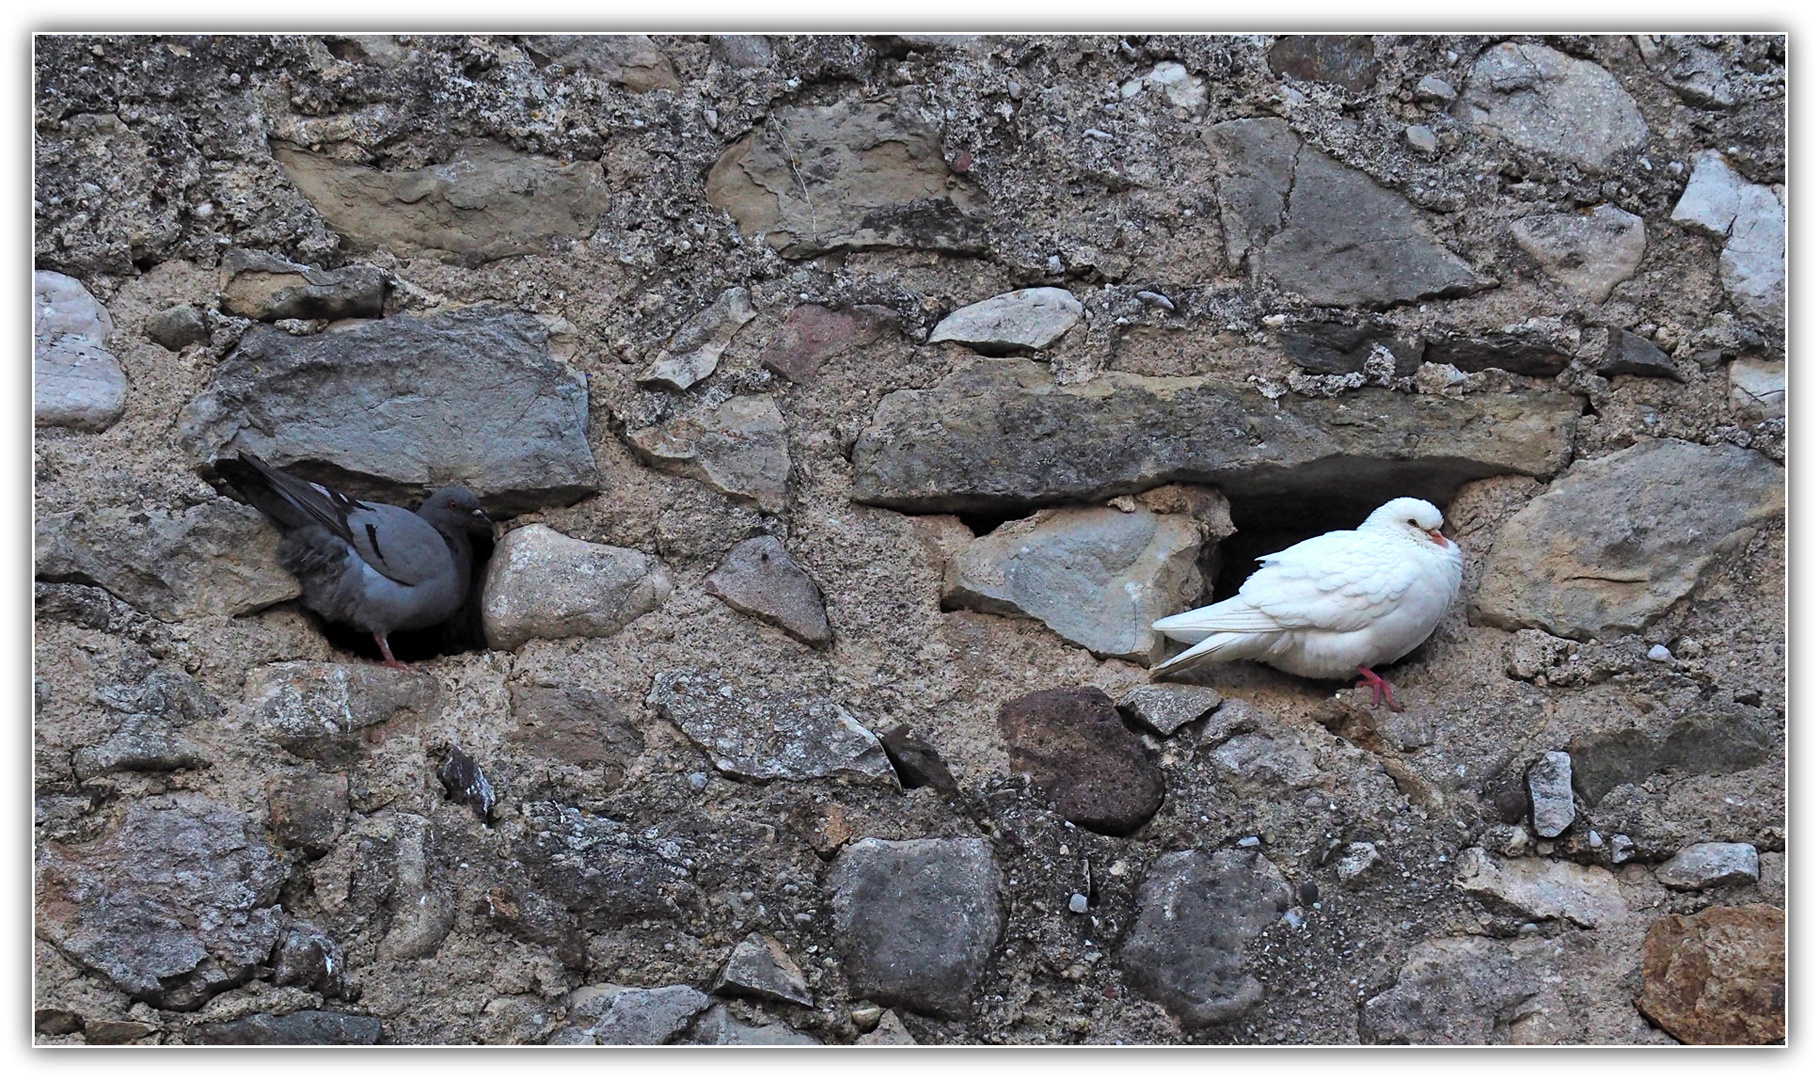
{"left": 222, "top": 452, "right": 374, "bottom": 550}
{"left": 343, "top": 503, "right": 455, "bottom": 586}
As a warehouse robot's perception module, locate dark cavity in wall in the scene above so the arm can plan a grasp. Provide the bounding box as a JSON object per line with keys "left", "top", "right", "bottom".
{"left": 1210, "top": 480, "right": 1458, "bottom": 603}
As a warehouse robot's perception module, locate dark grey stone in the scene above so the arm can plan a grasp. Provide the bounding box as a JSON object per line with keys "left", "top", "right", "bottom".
{"left": 1422, "top": 325, "right": 1578, "bottom": 376}
{"left": 1119, "top": 848, "right": 1293, "bottom": 1029}
{"left": 828, "top": 837, "right": 1002, "bottom": 1019}
{"left": 851, "top": 359, "right": 1577, "bottom": 517}
{"left": 1569, "top": 705, "right": 1776, "bottom": 807}
{"left": 1277, "top": 319, "right": 1424, "bottom": 377}
{"left": 271, "top": 921, "right": 354, "bottom": 999}
{"left": 687, "top": 1003, "right": 820, "bottom": 1045}
{"left": 192, "top": 1010, "right": 382, "bottom": 1045}
{"left": 705, "top": 535, "right": 832, "bottom": 647}
{"left": 555, "top": 983, "right": 711, "bottom": 1045}
{"left": 145, "top": 303, "right": 209, "bottom": 350}
{"left": 513, "top": 802, "right": 694, "bottom": 931}
{"left": 179, "top": 305, "right": 598, "bottom": 515}
{"left": 1598, "top": 327, "right": 1683, "bottom": 381}
{"left": 715, "top": 933, "right": 813, "bottom": 1006}
{"left": 485, "top": 884, "right": 589, "bottom": 970}
{"left": 1359, "top": 936, "right": 1546, "bottom": 1044}
{"left": 34, "top": 792, "right": 288, "bottom": 1011}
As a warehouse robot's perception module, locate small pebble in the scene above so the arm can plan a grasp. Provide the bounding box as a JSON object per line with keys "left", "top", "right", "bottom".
{"left": 1068, "top": 893, "right": 1090, "bottom": 914}
{"left": 1519, "top": 922, "right": 1539, "bottom": 935}
{"left": 1282, "top": 907, "right": 1305, "bottom": 930}
{"left": 1404, "top": 125, "right": 1439, "bottom": 155}
{"left": 1298, "top": 881, "right": 1319, "bottom": 905}
{"left": 1135, "top": 290, "right": 1176, "bottom": 312}
{"left": 1610, "top": 835, "right": 1636, "bottom": 864}
{"left": 1588, "top": 831, "right": 1603, "bottom": 847}
{"left": 688, "top": 772, "right": 709, "bottom": 791}
{"left": 1237, "top": 836, "right": 1261, "bottom": 848}
{"left": 1647, "top": 644, "right": 1673, "bottom": 662}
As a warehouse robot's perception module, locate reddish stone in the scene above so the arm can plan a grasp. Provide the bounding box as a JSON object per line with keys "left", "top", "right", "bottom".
{"left": 1636, "top": 903, "right": 1784, "bottom": 1044}
{"left": 759, "top": 304, "right": 895, "bottom": 383}
{"left": 997, "top": 686, "right": 1164, "bottom": 836}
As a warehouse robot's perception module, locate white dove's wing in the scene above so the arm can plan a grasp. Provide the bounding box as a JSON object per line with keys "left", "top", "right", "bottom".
{"left": 1236, "top": 529, "right": 1418, "bottom": 633}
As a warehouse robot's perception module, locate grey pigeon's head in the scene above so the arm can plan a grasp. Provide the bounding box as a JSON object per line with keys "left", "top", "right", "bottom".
{"left": 420, "top": 486, "right": 492, "bottom": 536}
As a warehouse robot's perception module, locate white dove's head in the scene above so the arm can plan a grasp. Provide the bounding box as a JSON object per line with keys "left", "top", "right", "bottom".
{"left": 1363, "top": 497, "right": 1452, "bottom": 548}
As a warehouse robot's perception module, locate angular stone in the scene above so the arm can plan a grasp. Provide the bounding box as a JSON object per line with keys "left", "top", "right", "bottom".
{"left": 219, "top": 248, "right": 387, "bottom": 322}
{"left": 944, "top": 505, "right": 1203, "bottom": 664}
{"left": 508, "top": 686, "right": 645, "bottom": 774}
{"left": 183, "top": 308, "right": 594, "bottom": 514}
{"left": 1117, "top": 684, "right": 1223, "bottom": 738}
{"left": 706, "top": 98, "right": 985, "bottom": 257}
{"left": 1422, "top": 320, "right": 1579, "bottom": 376}
{"left": 928, "top": 288, "right": 1084, "bottom": 354}
{"left": 266, "top": 775, "right": 350, "bottom": 856}
{"left": 1455, "top": 847, "right": 1627, "bottom": 928}
{"left": 1729, "top": 357, "right": 1785, "bottom": 420}
{"left": 1209, "top": 730, "right": 1321, "bottom": 790}
{"left": 145, "top": 304, "right": 209, "bottom": 351}
{"left": 687, "top": 1003, "right": 820, "bottom": 1045}
{"left": 271, "top": 921, "right": 353, "bottom": 998}
{"left": 1334, "top": 841, "right": 1381, "bottom": 885}
{"left": 555, "top": 984, "right": 710, "bottom": 1045}
{"left": 759, "top": 303, "right": 896, "bottom": 383}
{"left": 878, "top": 725, "right": 959, "bottom": 793}
{"left": 998, "top": 687, "right": 1165, "bottom": 836}
{"left": 1510, "top": 204, "right": 1647, "bottom": 302}
{"left": 1456, "top": 43, "right": 1650, "bottom": 172}
{"left": 246, "top": 662, "right": 440, "bottom": 764}
{"left": 715, "top": 933, "right": 813, "bottom": 1007}
{"left": 1205, "top": 118, "right": 1478, "bottom": 306}
{"left": 34, "top": 270, "right": 126, "bottom": 432}
{"left": 710, "top": 35, "right": 773, "bottom": 70}
{"left": 705, "top": 535, "right": 831, "bottom": 647}
{"left": 35, "top": 1009, "right": 83, "bottom": 1036}
{"left": 1360, "top": 935, "right": 1545, "bottom": 1044}
{"left": 1141, "top": 61, "right": 1207, "bottom": 110}
{"left": 1636, "top": 904, "right": 1784, "bottom": 1044}
{"left": 645, "top": 669, "right": 895, "bottom": 785}
{"left": 626, "top": 395, "right": 791, "bottom": 514}
{"left": 856, "top": 1009, "right": 917, "bottom": 1045}
{"left": 1598, "top": 327, "right": 1682, "bottom": 381}
{"left": 192, "top": 1010, "right": 382, "bottom": 1045}
{"left": 1277, "top": 318, "right": 1424, "bottom": 377}
{"left": 515, "top": 802, "right": 695, "bottom": 931}
{"left": 84, "top": 1020, "right": 159, "bottom": 1044}
{"left": 485, "top": 885, "right": 589, "bottom": 970}
{"left": 1568, "top": 703, "right": 1775, "bottom": 806}
{"left": 852, "top": 360, "right": 1578, "bottom": 516}
{"left": 1669, "top": 149, "right": 1786, "bottom": 326}
{"left": 638, "top": 287, "right": 757, "bottom": 391}
{"left": 480, "top": 525, "right": 672, "bottom": 651}
{"left": 1266, "top": 35, "right": 1381, "bottom": 91}
{"left": 273, "top": 140, "right": 613, "bottom": 265}
{"left": 1527, "top": 751, "right": 1576, "bottom": 838}
{"left": 1475, "top": 439, "right": 1784, "bottom": 640}
{"left": 34, "top": 793, "right": 288, "bottom": 1011}
{"left": 71, "top": 731, "right": 209, "bottom": 782}
{"left": 521, "top": 34, "right": 677, "bottom": 91}
{"left": 34, "top": 499, "right": 299, "bottom": 621}
{"left": 828, "top": 837, "right": 1002, "bottom": 1019}
{"left": 1119, "top": 848, "right": 1292, "bottom": 1029}
{"left": 1656, "top": 842, "right": 1760, "bottom": 890}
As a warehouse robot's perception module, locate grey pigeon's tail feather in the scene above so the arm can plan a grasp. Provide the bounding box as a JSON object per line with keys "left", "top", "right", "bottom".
{"left": 217, "top": 452, "right": 369, "bottom": 550}
{"left": 278, "top": 525, "right": 377, "bottom": 633}
{"left": 216, "top": 454, "right": 316, "bottom": 532}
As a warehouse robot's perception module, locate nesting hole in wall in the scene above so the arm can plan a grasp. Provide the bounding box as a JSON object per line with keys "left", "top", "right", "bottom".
{"left": 1212, "top": 486, "right": 1455, "bottom": 603}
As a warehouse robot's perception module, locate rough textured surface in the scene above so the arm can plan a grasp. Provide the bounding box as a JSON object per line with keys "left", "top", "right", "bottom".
{"left": 1654, "top": 842, "right": 1759, "bottom": 890}
{"left": 1527, "top": 750, "right": 1575, "bottom": 838}
{"left": 32, "top": 32, "right": 1786, "bottom": 1048}
{"left": 704, "top": 535, "right": 832, "bottom": 647}
{"left": 1119, "top": 849, "right": 1293, "bottom": 1030}
{"left": 998, "top": 687, "right": 1166, "bottom": 836}
{"left": 828, "top": 838, "right": 1002, "bottom": 1019}
{"left": 1509, "top": 205, "right": 1646, "bottom": 302}
{"left": 553, "top": 984, "right": 710, "bottom": 1045}
{"left": 191, "top": 1010, "right": 383, "bottom": 1045}
{"left": 1670, "top": 150, "right": 1786, "bottom": 330}
{"left": 944, "top": 505, "right": 1202, "bottom": 663}
{"left": 481, "top": 524, "right": 672, "bottom": 651}
{"left": 1455, "top": 42, "right": 1650, "bottom": 171}
{"left": 646, "top": 669, "right": 895, "bottom": 784}
{"left": 1476, "top": 439, "right": 1784, "bottom": 640}
{"left": 714, "top": 933, "right": 814, "bottom": 1007}
{"left": 1118, "top": 684, "right": 1223, "bottom": 738}
{"left": 638, "top": 286, "right": 756, "bottom": 390}
{"left": 853, "top": 361, "right": 1578, "bottom": 516}
{"left": 928, "top": 287, "right": 1084, "bottom": 353}
{"left": 180, "top": 306, "right": 598, "bottom": 514}
{"left": 1636, "top": 905, "right": 1784, "bottom": 1044}
{"left": 34, "top": 270, "right": 127, "bottom": 431}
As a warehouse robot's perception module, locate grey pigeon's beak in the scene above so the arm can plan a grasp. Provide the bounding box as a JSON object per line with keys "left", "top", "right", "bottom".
{"left": 469, "top": 507, "right": 494, "bottom": 535}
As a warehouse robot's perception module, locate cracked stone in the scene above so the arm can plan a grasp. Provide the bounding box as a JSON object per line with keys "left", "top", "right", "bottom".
{"left": 646, "top": 669, "right": 895, "bottom": 785}
{"left": 638, "top": 287, "right": 757, "bottom": 390}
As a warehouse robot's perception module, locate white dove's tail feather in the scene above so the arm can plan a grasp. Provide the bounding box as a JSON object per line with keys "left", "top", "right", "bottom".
{"left": 1150, "top": 630, "right": 1277, "bottom": 678}
{"left": 1152, "top": 596, "right": 1288, "bottom": 643}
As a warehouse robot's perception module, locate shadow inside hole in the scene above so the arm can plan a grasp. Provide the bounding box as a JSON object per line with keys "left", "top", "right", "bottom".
{"left": 956, "top": 509, "right": 1020, "bottom": 538}
{"left": 1213, "top": 488, "right": 1445, "bottom": 603}
{"left": 314, "top": 529, "right": 496, "bottom": 664}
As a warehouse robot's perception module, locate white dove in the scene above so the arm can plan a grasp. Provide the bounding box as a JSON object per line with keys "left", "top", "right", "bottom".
{"left": 1150, "top": 497, "right": 1462, "bottom": 711}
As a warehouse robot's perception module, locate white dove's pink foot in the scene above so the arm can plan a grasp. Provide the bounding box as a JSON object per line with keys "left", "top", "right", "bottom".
{"left": 1355, "top": 665, "right": 1403, "bottom": 712}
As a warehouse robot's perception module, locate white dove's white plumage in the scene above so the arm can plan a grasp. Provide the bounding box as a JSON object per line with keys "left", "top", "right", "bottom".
{"left": 1151, "top": 497, "right": 1462, "bottom": 683}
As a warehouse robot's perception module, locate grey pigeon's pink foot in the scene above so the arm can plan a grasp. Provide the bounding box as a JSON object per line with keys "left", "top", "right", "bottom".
{"left": 1355, "top": 665, "right": 1403, "bottom": 712}
{"left": 374, "top": 632, "right": 410, "bottom": 671}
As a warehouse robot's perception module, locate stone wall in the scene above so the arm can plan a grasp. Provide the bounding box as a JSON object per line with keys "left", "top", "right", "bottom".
{"left": 33, "top": 33, "right": 1784, "bottom": 1045}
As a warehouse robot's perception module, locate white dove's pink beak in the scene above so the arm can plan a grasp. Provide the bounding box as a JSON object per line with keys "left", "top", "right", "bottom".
{"left": 1427, "top": 528, "right": 1449, "bottom": 546}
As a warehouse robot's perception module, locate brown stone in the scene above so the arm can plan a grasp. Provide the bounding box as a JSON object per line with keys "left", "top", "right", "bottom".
{"left": 759, "top": 304, "right": 896, "bottom": 383}
{"left": 266, "top": 773, "right": 350, "bottom": 856}
{"left": 705, "top": 535, "right": 831, "bottom": 647}
{"left": 1636, "top": 903, "right": 1784, "bottom": 1044}
{"left": 84, "top": 1019, "right": 159, "bottom": 1044}
{"left": 508, "top": 686, "right": 645, "bottom": 785}
{"left": 997, "top": 687, "right": 1165, "bottom": 836}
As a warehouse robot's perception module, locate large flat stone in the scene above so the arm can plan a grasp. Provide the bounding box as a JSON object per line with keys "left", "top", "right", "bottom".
{"left": 850, "top": 359, "right": 1578, "bottom": 516}
{"left": 273, "top": 139, "right": 612, "bottom": 265}
{"left": 1205, "top": 118, "right": 1478, "bottom": 306}
{"left": 192, "top": 1010, "right": 382, "bottom": 1045}
{"left": 245, "top": 661, "right": 441, "bottom": 764}
{"left": 1360, "top": 935, "right": 1546, "bottom": 1044}
{"left": 35, "top": 793, "right": 288, "bottom": 1011}
{"left": 1636, "top": 904, "right": 1784, "bottom": 1044}
{"left": 1655, "top": 842, "right": 1760, "bottom": 890}
{"left": 1119, "top": 848, "right": 1292, "bottom": 1029}
{"left": 706, "top": 98, "right": 985, "bottom": 257}
{"left": 34, "top": 270, "right": 127, "bottom": 432}
{"left": 180, "top": 306, "right": 598, "bottom": 515}
{"left": 1475, "top": 439, "right": 1784, "bottom": 640}
{"left": 1456, "top": 42, "right": 1650, "bottom": 172}
{"left": 1455, "top": 848, "right": 1628, "bottom": 928}
{"left": 481, "top": 525, "right": 672, "bottom": 651}
{"left": 646, "top": 669, "right": 895, "bottom": 785}
{"left": 625, "top": 395, "right": 791, "bottom": 514}
{"left": 35, "top": 499, "right": 299, "bottom": 621}
{"left": 828, "top": 837, "right": 1002, "bottom": 1019}
{"left": 943, "top": 505, "right": 1202, "bottom": 663}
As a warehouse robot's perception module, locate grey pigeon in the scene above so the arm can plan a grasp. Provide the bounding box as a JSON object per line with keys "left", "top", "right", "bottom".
{"left": 217, "top": 452, "right": 491, "bottom": 668}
